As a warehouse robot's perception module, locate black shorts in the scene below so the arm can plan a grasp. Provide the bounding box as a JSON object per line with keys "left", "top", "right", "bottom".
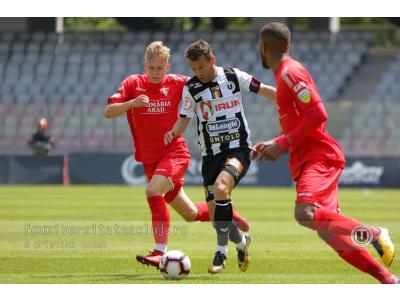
{"left": 202, "top": 147, "right": 251, "bottom": 201}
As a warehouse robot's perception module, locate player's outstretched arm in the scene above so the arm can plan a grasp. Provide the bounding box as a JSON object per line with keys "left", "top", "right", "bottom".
{"left": 258, "top": 83, "right": 276, "bottom": 102}
{"left": 164, "top": 117, "right": 191, "bottom": 145}
{"left": 104, "top": 95, "right": 149, "bottom": 118}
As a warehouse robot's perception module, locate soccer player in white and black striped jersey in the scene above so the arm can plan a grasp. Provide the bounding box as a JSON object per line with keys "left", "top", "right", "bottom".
{"left": 164, "top": 39, "right": 276, "bottom": 274}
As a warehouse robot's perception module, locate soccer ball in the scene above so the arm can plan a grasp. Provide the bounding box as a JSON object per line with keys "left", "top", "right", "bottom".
{"left": 159, "top": 250, "right": 191, "bottom": 280}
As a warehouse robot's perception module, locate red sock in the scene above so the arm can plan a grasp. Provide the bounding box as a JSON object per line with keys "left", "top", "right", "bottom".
{"left": 147, "top": 195, "right": 170, "bottom": 245}
{"left": 322, "top": 233, "right": 393, "bottom": 283}
{"left": 312, "top": 207, "right": 380, "bottom": 238}
{"left": 194, "top": 202, "right": 210, "bottom": 222}
{"left": 193, "top": 202, "right": 244, "bottom": 223}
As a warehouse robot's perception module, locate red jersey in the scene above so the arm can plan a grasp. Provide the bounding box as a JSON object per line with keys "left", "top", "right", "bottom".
{"left": 108, "top": 73, "right": 190, "bottom": 164}
{"left": 274, "top": 56, "right": 346, "bottom": 180}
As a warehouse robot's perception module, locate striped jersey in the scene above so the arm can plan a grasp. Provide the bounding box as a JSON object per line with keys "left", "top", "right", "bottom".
{"left": 179, "top": 66, "right": 261, "bottom": 156}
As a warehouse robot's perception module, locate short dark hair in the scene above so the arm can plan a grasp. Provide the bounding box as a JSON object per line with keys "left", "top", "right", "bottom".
{"left": 259, "top": 22, "right": 291, "bottom": 52}
{"left": 184, "top": 39, "right": 214, "bottom": 61}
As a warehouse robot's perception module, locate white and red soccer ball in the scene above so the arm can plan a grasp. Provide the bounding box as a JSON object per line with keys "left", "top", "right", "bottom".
{"left": 159, "top": 250, "right": 191, "bottom": 280}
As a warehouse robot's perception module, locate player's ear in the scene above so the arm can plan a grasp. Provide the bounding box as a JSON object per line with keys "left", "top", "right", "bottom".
{"left": 260, "top": 42, "right": 267, "bottom": 54}
{"left": 143, "top": 60, "right": 147, "bottom": 70}
{"left": 165, "top": 63, "right": 171, "bottom": 71}
{"left": 210, "top": 55, "right": 216, "bottom": 65}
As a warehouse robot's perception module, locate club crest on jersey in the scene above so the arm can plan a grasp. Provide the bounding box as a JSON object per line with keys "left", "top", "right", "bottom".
{"left": 160, "top": 87, "right": 169, "bottom": 96}
{"left": 227, "top": 81, "right": 236, "bottom": 91}
{"left": 210, "top": 86, "right": 222, "bottom": 98}
{"left": 297, "top": 88, "right": 311, "bottom": 103}
{"left": 200, "top": 100, "right": 213, "bottom": 120}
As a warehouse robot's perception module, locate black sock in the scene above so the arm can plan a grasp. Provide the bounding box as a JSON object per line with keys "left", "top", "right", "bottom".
{"left": 214, "top": 199, "right": 232, "bottom": 248}
{"left": 229, "top": 220, "right": 243, "bottom": 244}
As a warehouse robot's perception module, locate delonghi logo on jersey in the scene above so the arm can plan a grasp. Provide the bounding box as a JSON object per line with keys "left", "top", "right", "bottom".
{"left": 339, "top": 161, "right": 384, "bottom": 185}
{"left": 206, "top": 118, "right": 241, "bottom": 134}
{"left": 210, "top": 132, "right": 241, "bottom": 144}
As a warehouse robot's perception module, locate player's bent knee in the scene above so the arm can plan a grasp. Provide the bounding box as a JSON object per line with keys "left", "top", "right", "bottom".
{"left": 182, "top": 209, "right": 197, "bottom": 223}
{"left": 146, "top": 184, "right": 163, "bottom": 198}
{"left": 294, "top": 205, "right": 315, "bottom": 228}
{"left": 214, "top": 181, "right": 229, "bottom": 199}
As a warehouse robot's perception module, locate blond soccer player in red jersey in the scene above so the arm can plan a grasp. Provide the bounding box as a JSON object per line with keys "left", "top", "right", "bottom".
{"left": 104, "top": 41, "right": 249, "bottom": 269}
{"left": 253, "top": 22, "right": 398, "bottom": 284}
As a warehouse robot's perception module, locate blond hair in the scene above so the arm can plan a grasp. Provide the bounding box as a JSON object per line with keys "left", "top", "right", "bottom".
{"left": 145, "top": 41, "right": 171, "bottom": 61}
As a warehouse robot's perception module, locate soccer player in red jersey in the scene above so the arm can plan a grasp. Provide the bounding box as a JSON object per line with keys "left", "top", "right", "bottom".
{"left": 104, "top": 41, "right": 249, "bottom": 269}
{"left": 253, "top": 22, "right": 398, "bottom": 284}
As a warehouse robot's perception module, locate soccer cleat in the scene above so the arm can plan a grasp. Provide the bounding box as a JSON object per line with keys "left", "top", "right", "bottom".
{"left": 372, "top": 227, "right": 395, "bottom": 267}
{"left": 381, "top": 275, "right": 399, "bottom": 284}
{"left": 233, "top": 213, "right": 250, "bottom": 232}
{"left": 208, "top": 251, "right": 227, "bottom": 274}
{"left": 237, "top": 234, "right": 251, "bottom": 272}
{"left": 136, "top": 249, "right": 164, "bottom": 269}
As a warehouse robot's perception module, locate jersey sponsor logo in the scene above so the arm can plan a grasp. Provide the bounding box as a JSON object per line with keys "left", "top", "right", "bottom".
{"left": 214, "top": 98, "right": 240, "bottom": 112}
{"left": 143, "top": 100, "right": 171, "bottom": 113}
{"left": 200, "top": 100, "right": 213, "bottom": 120}
{"left": 183, "top": 97, "right": 192, "bottom": 110}
{"left": 209, "top": 132, "right": 240, "bottom": 144}
{"left": 206, "top": 118, "right": 241, "bottom": 134}
{"left": 160, "top": 87, "right": 169, "bottom": 96}
{"left": 136, "top": 87, "right": 146, "bottom": 92}
{"left": 297, "top": 88, "right": 311, "bottom": 103}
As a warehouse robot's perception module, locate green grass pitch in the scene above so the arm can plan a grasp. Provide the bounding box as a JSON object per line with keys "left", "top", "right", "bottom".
{"left": 0, "top": 186, "right": 399, "bottom": 283}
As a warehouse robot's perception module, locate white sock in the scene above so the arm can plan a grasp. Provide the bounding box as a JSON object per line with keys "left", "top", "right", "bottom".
{"left": 236, "top": 234, "right": 247, "bottom": 250}
{"left": 155, "top": 243, "right": 167, "bottom": 253}
{"left": 216, "top": 245, "right": 227, "bottom": 256}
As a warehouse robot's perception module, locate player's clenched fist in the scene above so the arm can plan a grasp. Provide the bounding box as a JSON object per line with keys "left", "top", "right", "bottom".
{"left": 251, "top": 140, "right": 272, "bottom": 161}
{"left": 164, "top": 131, "right": 176, "bottom": 145}
{"left": 131, "top": 95, "right": 150, "bottom": 108}
{"left": 250, "top": 140, "right": 281, "bottom": 161}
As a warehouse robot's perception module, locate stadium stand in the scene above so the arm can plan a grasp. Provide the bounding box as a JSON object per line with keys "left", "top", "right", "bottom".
{"left": 1, "top": 29, "right": 391, "bottom": 156}
{"left": 369, "top": 54, "right": 400, "bottom": 101}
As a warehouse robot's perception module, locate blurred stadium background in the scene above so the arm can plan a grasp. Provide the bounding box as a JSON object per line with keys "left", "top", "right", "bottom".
{"left": 0, "top": 17, "right": 400, "bottom": 184}
{"left": 1, "top": 17, "right": 400, "bottom": 284}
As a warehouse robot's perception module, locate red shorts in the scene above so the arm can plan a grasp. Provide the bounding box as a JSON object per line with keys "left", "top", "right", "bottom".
{"left": 143, "top": 149, "right": 190, "bottom": 203}
{"left": 295, "top": 160, "right": 342, "bottom": 212}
